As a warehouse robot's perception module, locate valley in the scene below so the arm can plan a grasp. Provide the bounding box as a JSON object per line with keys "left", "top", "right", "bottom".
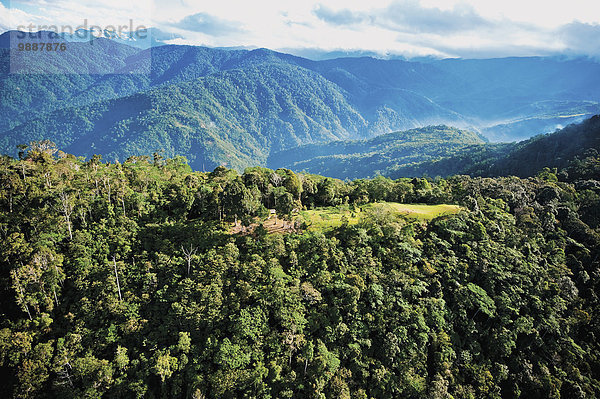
{"left": 1, "top": 30, "right": 600, "bottom": 172}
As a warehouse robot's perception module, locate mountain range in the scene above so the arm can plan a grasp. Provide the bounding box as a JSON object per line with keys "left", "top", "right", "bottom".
{"left": 268, "top": 125, "right": 491, "bottom": 179}
{"left": 269, "top": 116, "right": 600, "bottom": 180}
{"left": 1, "top": 30, "right": 600, "bottom": 172}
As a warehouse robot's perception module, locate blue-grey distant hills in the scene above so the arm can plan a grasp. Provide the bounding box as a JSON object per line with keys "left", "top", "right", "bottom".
{"left": 1, "top": 30, "right": 599, "bottom": 171}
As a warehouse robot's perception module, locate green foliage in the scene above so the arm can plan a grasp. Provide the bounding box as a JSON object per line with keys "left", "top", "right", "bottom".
{"left": 271, "top": 116, "right": 600, "bottom": 181}
{"left": 269, "top": 125, "right": 490, "bottom": 179}
{"left": 0, "top": 62, "right": 368, "bottom": 171}
{"left": 0, "top": 149, "right": 599, "bottom": 398}
{"left": 3, "top": 38, "right": 600, "bottom": 174}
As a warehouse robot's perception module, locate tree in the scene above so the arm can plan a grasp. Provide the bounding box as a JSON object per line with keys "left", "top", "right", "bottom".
{"left": 222, "top": 178, "right": 246, "bottom": 222}
{"left": 114, "top": 346, "right": 129, "bottom": 371}
{"left": 281, "top": 169, "right": 303, "bottom": 201}
{"left": 28, "top": 140, "right": 58, "bottom": 158}
{"left": 58, "top": 189, "right": 74, "bottom": 240}
{"left": 154, "top": 351, "right": 178, "bottom": 383}
{"left": 112, "top": 256, "right": 122, "bottom": 301}
{"left": 270, "top": 172, "right": 283, "bottom": 187}
{"left": 181, "top": 244, "right": 198, "bottom": 275}
{"left": 275, "top": 190, "right": 296, "bottom": 218}
{"left": 317, "top": 178, "right": 340, "bottom": 206}
{"left": 216, "top": 339, "right": 250, "bottom": 369}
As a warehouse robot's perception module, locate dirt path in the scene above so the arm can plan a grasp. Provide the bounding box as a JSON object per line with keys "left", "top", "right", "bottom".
{"left": 231, "top": 215, "right": 299, "bottom": 235}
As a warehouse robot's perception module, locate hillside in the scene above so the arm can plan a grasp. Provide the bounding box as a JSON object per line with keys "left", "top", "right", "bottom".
{"left": 2, "top": 32, "right": 600, "bottom": 169}
{"left": 271, "top": 116, "right": 600, "bottom": 180}
{"left": 1, "top": 147, "right": 599, "bottom": 397}
{"left": 268, "top": 125, "right": 488, "bottom": 179}
{"left": 478, "top": 114, "right": 600, "bottom": 177}
{"left": 4, "top": 1, "right": 600, "bottom": 397}
{"left": 0, "top": 63, "right": 369, "bottom": 170}
{"left": 388, "top": 115, "right": 600, "bottom": 179}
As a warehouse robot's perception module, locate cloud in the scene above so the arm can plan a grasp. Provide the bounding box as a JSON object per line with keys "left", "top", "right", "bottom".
{"left": 0, "top": 1, "right": 52, "bottom": 31}
{"left": 380, "top": 1, "right": 490, "bottom": 34}
{"left": 313, "top": 5, "right": 369, "bottom": 26}
{"left": 150, "top": 27, "right": 183, "bottom": 42}
{"left": 3, "top": 0, "right": 600, "bottom": 59}
{"left": 175, "top": 12, "right": 244, "bottom": 36}
{"left": 558, "top": 22, "right": 600, "bottom": 57}
{"left": 308, "top": 1, "right": 600, "bottom": 59}
{"left": 0, "top": 3, "right": 10, "bottom": 30}
{"left": 3, "top": 0, "right": 153, "bottom": 29}
{"left": 313, "top": 1, "right": 491, "bottom": 34}
{"left": 391, "top": 20, "right": 600, "bottom": 59}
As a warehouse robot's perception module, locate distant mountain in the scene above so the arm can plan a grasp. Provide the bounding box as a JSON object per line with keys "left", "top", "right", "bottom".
{"left": 1, "top": 32, "right": 600, "bottom": 170}
{"left": 0, "top": 63, "right": 368, "bottom": 170}
{"left": 271, "top": 116, "right": 600, "bottom": 180}
{"left": 431, "top": 57, "right": 600, "bottom": 141}
{"left": 268, "top": 125, "right": 488, "bottom": 179}
{"left": 0, "top": 30, "right": 65, "bottom": 49}
{"left": 0, "top": 31, "right": 146, "bottom": 132}
{"left": 278, "top": 48, "right": 409, "bottom": 61}
{"left": 477, "top": 114, "right": 600, "bottom": 177}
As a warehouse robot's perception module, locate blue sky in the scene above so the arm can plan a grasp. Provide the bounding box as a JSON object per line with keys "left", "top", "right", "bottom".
{"left": 1, "top": 0, "right": 599, "bottom": 58}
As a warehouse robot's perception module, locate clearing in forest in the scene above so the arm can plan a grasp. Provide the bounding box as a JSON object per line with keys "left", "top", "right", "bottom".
{"left": 299, "top": 203, "right": 461, "bottom": 231}
{"left": 232, "top": 202, "right": 462, "bottom": 235}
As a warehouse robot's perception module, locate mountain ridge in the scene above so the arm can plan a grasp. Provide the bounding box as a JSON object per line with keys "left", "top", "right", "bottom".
{"left": 1, "top": 32, "right": 600, "bottom": 170}
{"left": 270, "top": 115, "right": 600, "bottom": 180}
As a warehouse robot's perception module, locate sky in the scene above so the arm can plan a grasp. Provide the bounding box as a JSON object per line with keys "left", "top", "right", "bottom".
{"left": 1, "top": 0, "right": 599, "bottom": 59}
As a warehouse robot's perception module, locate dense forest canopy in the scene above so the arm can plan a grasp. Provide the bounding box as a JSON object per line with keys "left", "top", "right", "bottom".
{"left": 0, "top": 138, "right": 599, "bottom": 398}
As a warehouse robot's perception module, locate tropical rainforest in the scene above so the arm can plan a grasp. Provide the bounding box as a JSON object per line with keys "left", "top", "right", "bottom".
{"left": 1, "top": 125, "right": 599, "bottom": 398}
{"left": 2, "top": 30, "right": 600, "bottom": 399}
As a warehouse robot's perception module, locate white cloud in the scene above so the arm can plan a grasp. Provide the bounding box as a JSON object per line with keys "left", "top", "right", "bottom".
{"left": 4, "top": 0, "right": 152, "bottom": 31}
{"left": 2, "top": 0, "right": 600, "bottom": 58}
{"left": 461, "top": 0, "right": 600, "bottom": 28}
{"left": 0, "top": 2, "right": 49, "bottom": 31}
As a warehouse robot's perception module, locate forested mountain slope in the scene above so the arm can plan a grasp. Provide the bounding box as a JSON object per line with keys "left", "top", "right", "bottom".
{"left": 1, "top": 31, "right": 600, "bottom": 169}
{"left": 268, "top": 125, "right": 489, "bottom": 179}
{"left": 272, "top": 116, "right": 600, "bottom": 180}
{"left": 388, "top": 114, "right": 600, "bottom": 179}
{"left": 476, "top": 114, "right": 600, "bottom": 177}
{"left": 0, "top": 145, "right": 599, "bottom": 397}
{"left": 0, "top": 63, "right": 368, "bottom": 170}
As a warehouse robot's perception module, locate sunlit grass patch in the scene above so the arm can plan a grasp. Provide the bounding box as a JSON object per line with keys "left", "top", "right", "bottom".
{"left": 298, "top": 202, "right": 462, "bottom": 231}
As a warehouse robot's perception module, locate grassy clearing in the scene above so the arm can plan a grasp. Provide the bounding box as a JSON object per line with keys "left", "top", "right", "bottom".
{"left": 298, "top": 207, "right": 362, "bottom": 231}
{"left": 365, "top": 203, "right": 462, "bottom": 220}
{"left": 298, "top": 202, "right": 462, "bottom": 231}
